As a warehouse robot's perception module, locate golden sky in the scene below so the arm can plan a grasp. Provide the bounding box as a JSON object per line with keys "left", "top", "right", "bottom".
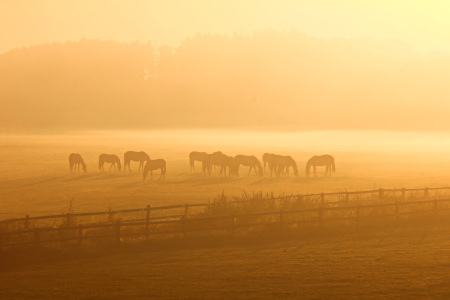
{"left": 1, "top": 0, "right": 450, "bottom": 56}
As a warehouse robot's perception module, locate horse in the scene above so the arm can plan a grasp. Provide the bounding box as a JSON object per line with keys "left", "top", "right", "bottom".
{"left": 234, "top": 155, "right": 263, "bottom": 177}
{"left": 143, "top": 159, "right": 166, "bottom": 180}
{"left": 124, "top": 151, "right": 150, "bottom": 172}
{"left": 99, "top": 154, "right": 121, "bottom": 172}
{"left": 202, "top": 154, "right": 214, "bottom": 176}
{"left": 263, "top": 153, "right": 282, "bottom": 177}
{"left": 262, "top": 153, "right": 277, "bottom": 171}
{"left": 305, "top": 155, "right": 335, "bottom": 177}
{"left": 222, "top": 155, "right": 238, "bottom": 178}
{"left": 275, "top": 155, "right": 298, "bottom": 177}
{"left": 69, "top": 153, "right": 86, "bottom": 174}
{"left": 189, "top": 151, "right": 207, "bottom": 172}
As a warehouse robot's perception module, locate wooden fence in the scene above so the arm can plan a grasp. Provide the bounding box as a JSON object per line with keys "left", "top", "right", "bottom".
{"left": 1, "top": 187, "right": 450, "bottom": 248}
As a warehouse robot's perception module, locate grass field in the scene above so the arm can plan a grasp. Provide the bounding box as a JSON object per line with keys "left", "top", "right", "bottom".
{"left": 1, "top": 225, "right": 450, "bottom": 299}
{"left": 1, "top": 130, "right": 450, "bottom": 298}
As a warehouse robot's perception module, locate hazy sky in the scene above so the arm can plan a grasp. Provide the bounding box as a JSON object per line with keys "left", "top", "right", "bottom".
{"left": 1, "top": 0, "right": 450, "bottom": 56}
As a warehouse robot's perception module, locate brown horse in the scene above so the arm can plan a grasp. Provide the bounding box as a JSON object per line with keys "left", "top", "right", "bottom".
{"left": 234, "top": 155, "right": 263, "bottom": 177}
{"left": 69, "top": 153, "right": 86, "bottom": 174}
{"left": 124, "top": 151, "right": 150, "bottom": 172}
{"left": 143, "top": 159, "right": 166, "bottom": 180}
{"left": 275, "top": 155, "right": 298, "bottom": 177}
{"left": 99, "top": 154, "right": 121, "bottom": 172}
{"left": 189, "top": 151, "right": 207, "bottom": 172}
{"left": 306, "top": 155, "right": 335, "bottom": 177}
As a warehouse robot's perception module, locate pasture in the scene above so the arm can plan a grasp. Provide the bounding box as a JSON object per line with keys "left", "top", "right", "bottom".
{"left": 2, "top": 130, "right": 450, "bottom": 218}
{"left": 1, "top": 130, "right": 450, "bottom": 298}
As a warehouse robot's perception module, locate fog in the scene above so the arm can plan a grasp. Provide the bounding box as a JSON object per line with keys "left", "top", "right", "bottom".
{"left": 2, "top": 1, "right": 450, "bottom": 298}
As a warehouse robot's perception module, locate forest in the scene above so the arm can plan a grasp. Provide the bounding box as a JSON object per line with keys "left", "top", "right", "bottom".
{"left": 1, "top": 29, "right": 450, "bottom": 131}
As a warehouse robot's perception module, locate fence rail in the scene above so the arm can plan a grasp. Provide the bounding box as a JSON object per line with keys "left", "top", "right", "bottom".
{"left": 1, "top": 187, "right": 450, "bottom": 248}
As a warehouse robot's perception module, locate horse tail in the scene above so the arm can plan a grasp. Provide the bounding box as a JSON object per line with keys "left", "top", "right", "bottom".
{"left": 98, "top": 156, "right": 102, "bottom": 170}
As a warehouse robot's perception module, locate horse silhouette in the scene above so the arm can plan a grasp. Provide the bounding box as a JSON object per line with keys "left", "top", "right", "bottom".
{"left": 124, "top": 151, "right": 150, "bottom": 172}
{"left": 69, "top": 153, "right": 86, "bottom": 174}
{"left": 306, "top": 155, "right": 335, "bottom": 177}
{"left": 201, "top": 152, "right": 236, "bottom": 177}
{"left": 99, "top": 154, "right": 121, "bottom": 172}
{"left": 223, "top": 155, "right": 238, "bottom": 178}
{"left": 143, "top": 159, "right": 166, "bottom": 180}
{"left": 262, "top": 153, "right": 276, "bottom": 171}
{"left": 189, "top": 151, "right": 207, "bottom": 172}
{"left": 234, "top": 155, "right": 263, "bottom": 177}
{"left": 275, "top": 155, "right": 298, "bottom": 177}
{"left": 262, "top": 153, "right": 280, "bottom": 177}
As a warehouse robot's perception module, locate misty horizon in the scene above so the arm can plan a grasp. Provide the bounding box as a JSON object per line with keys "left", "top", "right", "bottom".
{"left": 2, "top": 30, "right": 450, "bottom": 132}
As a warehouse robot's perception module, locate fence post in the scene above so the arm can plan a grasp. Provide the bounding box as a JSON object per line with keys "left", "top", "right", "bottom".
{"left": 78, "top": 225, "right": 83, "bottom": 246}
{"left": 66, "top": 213, "right": 71, "bottom": 226}
{"left": 402, "top": 188, "right": 405, "bottom": 201}
{"left": 231, "top": 215, "right": 235, "bottom": 235}
{"left": 321, "top": 193, "right": 325, "bottom": 205}
{"left": 434, "top": 198, "right": 438, "bottom": 215}
{"left": 146, "top": 205, "right": 151, "bottom": 241}
{"left": 184, "top": 204, "right": 189, "bottom": 218}
{"left": 25, "top": 215, "right": 30, "bottom": 230}
{"left": 355, "top": 207, "right": 360, "bottom": 228}
{"left": 115, "top": 221, "right": 121, "bottom": 245}
{"left": 424, "top": 187, "right": 429, "bottom": 199}
{"left": 182, "top": 215, "right": 187, "bottom": 237}
{"left": 108, "top": 208, "right": 113, "bottom": 223}
{"left": 378, "top": 189, "right": 384, "bottom": 201}
{"left": 34, "top": 229, "right": 40, "bottom": 247}
{"left": 345, "top": 192, "right": 349, "bottom": 202}
{"left": 279, "top": 210, "right": 284, "bottom": 231}
{"left": 395, "top": 201, "right": 399, "bottom": 222}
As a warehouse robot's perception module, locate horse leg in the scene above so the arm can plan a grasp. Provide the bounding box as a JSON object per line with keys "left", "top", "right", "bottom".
{"left": 109, "top": 163, "right": 113, "bottom": 172}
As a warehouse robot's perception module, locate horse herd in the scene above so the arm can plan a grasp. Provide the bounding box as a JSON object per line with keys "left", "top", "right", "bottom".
{"left": 69, "top": 151, "right": 166, "bottom": 180}
{"left": 190, "top": 152, "right": 335, "bottom": 178}
{"left": 69, "top": 151, "right": 335, "bottom": 180}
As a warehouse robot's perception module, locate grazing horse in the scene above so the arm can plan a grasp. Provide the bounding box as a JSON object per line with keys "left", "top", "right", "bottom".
{"left": 69, "top": 153, "right": 86, "bottom": 174}
{"left": 189, "top": 151, "right": 207, "bottom": 172}
{"left": 222, "top": 155, "right": 238, "bottom": 178}
{"left": 143, "top": 159, "right": 166, "bottom": 180}
{"left": 201, "top": 152, "right": 236, "bottom": 177}
{"left": 275, "top": 155, "right": 298, "bottom": 177}
{"left": 262, "top": 153, "right": 276, "bottom": 171}
{"left": 306, "top": 154, "right": 335, "bottom": 177}
{"left": 263, "top": 153, "right": 281, "bottom": 177}
{"left": 234, "top": 155, "right": 263, "bottom": 177}
{"left": 99, "top": 154, "right": 121, "bottom": 172}
{"left": 124, "top": 151, "right": 150, "bottom": 172}
{"left": 201, "top": 154, "right": 215, "bottom": 176}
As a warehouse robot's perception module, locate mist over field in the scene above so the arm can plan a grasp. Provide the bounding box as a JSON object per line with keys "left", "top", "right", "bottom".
{"left": 2, "top": 32, "right": 450, "bottom": 131}
{"left": 2, "top": 1, "right": 450, "bottom": 299}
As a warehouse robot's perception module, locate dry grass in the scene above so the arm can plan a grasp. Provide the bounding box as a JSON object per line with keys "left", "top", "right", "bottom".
{"left": 2, "top": 132, "right": 450, "bottom": 298}
{"left": 1, "top": 222, "right": 450, "bottom": 299}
